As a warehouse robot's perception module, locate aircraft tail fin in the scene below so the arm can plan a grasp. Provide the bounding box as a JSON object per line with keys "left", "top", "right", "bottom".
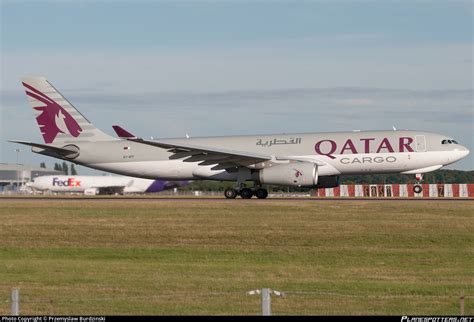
{"left": 21, "top": 76, "right": 114, "bottom": 144}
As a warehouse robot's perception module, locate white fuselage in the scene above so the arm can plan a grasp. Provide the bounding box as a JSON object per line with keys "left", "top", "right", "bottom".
{"left": 61, "top": 130, "right": 469, "bottom": 182}
{"left": 26, "top": 175, "right": 157, "bottom": 193}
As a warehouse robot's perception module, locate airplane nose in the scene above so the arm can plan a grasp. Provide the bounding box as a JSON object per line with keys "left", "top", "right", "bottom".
{"left": 463, "top": 146, "right": 470, "bottom": 157}
{"left": 455, "top": 145, "right": 470, "bottom": 160}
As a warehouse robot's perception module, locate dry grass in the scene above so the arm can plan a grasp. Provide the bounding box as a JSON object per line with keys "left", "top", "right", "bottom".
{"left": 0, "top": 199, "right": 472, "bottom": 315}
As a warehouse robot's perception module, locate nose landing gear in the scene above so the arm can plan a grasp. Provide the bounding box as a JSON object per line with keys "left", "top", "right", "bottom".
{"left": 413, "top": 173, "right": 423, "bottom": 194}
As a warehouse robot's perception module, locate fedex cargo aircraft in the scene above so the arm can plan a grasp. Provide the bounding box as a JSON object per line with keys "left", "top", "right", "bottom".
{"left": 26, "top": 175, "right": 187, "bottom": 195}
{"left": 10, "top": 77, "right": 470, "bottom": 199}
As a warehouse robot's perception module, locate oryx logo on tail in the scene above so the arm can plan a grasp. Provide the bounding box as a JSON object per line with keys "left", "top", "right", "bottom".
{"left": 23, "top": 82, "right": 82, "bottom": 143}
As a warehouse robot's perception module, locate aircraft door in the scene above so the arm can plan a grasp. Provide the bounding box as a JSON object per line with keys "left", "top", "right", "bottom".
{"left": 415, "top": 135, "right": 426, "bottom": 152}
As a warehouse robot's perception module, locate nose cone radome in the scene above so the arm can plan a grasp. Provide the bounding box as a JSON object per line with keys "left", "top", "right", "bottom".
{"left": 454, "top": 145, "right": 470, "bottom": 161}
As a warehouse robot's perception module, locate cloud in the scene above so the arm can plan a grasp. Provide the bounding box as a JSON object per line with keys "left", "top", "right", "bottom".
{"left": 336, "top": 98, "right": 374, "bottom": 106}
{"left": 1, "top": 42, "right": 472, "bottom": 92}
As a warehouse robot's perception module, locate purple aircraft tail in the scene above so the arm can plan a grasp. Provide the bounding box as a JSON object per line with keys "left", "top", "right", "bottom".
{"left": 21, "top": 76, "right": 114, "bottom": 144}
{"left": 145, "top": 180, "right": 189, "bottom": 193}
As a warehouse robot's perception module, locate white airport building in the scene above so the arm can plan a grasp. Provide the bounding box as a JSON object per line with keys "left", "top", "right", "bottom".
{"left": 0, "top": 163, "right": 61, "bottom": 192}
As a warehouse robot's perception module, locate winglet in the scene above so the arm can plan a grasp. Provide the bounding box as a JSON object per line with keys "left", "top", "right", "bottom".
{"left": 112, "top": 125, "right": 138, "bottom": 139}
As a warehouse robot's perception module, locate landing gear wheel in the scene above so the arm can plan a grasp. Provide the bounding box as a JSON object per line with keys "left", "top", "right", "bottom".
{"left": 255, "top": 188, "right": 268, "bottom": 199}
{"left": 413, "top": 184, "right": 423, "bottom": 194}
{"left": 240, "top": 188, "right": 253, "bottom": 199}
{"left": 224, "top": 188, "right": 238, "bottom": 199}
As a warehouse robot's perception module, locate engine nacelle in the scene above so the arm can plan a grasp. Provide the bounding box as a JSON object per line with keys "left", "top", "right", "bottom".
{"left": 258, "top": 162, "right": 318, "bottom": 187}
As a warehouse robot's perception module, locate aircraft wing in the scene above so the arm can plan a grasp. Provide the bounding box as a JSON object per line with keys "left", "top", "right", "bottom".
{"left": 113, "top": 126, "right": 326, "bottom": 171}
{"left": 130, "top": 138, "right": 272, "bottom": 170}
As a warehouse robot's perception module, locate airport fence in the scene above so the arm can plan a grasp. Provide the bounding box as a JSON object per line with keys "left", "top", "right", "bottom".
{"left": 315, "top": 184, "right": 474, "bottom": 198}
{"left": 3, "top": 288, "right": 472, "bottom": 316}
{"left": 3, "top": 184, "right": 474, "bottom": 198}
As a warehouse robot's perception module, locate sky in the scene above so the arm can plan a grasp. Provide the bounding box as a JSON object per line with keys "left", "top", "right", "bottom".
{"left": 1, "top": 0, "right": 473, "bottom": 173}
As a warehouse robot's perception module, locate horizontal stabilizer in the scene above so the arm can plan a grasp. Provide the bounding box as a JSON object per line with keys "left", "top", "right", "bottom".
{"left": 9, "top": 140, "right": 76, "bottom": 154}
{"left": 9, "top": 140, "right": 80, "bottom": 159}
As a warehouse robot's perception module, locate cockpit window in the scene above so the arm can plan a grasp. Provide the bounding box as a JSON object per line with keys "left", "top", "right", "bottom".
{"left": 442, "top": 139, "right": 459, "bottom": 145}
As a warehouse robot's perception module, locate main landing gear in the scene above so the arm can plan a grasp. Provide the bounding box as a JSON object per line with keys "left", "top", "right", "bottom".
{"left": 413, "top": 173, "right": 423, "bottom": 194}
{"left": 224, "top": 187, "right": 269, "bottom": 199}
{"left": 226, "top": 168, "right": 268, "bottom": 199}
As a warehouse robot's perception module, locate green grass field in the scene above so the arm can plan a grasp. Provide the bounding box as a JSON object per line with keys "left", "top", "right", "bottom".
{"left": 0, "top": 199, "right": 472, "bottom": 315}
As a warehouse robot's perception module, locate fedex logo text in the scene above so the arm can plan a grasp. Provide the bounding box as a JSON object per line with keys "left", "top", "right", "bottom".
{"left": 52, "top": 178, "right": 81, "bottom": 187}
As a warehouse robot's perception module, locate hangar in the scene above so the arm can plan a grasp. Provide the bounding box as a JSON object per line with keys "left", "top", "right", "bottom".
{"left": 0, "top": 163, "right": 61, "bottom": 192}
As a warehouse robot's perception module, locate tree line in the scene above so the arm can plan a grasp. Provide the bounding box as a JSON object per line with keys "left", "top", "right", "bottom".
{"left": 40, "top": 162, "right": 78, "bottom": 175}
{"left": 183, "top": 169, "right": 474, "bottom": 192}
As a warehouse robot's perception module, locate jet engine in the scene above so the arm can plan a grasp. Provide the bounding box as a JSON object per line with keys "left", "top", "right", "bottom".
{"left": 258, "top": 161, "right": 318, "bottom": 187}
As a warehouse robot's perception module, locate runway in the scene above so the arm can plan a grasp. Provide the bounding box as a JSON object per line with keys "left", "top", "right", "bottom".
{"left": 0, "top": 196, "right": 472, "bottom": 202}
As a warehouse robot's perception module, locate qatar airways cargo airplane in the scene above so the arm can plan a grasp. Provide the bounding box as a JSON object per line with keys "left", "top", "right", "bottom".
{"left": 25, "top": 175, "right": 187, "bottom": 195}
{"left": 10, "top": 76, "right": 470, "bottom": 199}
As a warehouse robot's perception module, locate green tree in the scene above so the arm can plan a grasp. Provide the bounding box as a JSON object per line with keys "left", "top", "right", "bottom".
{"left": 54, "top": 163, "right": 62, "bottom": 172}
{"left": 62, "top": 162, "right": 69, "bottom": 175}
{"left": 70, "top": 164, "right": 78, "bottom": 175}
